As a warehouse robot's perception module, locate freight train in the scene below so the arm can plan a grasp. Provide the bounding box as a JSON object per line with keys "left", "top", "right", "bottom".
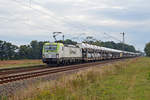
{"left": 42, "top": 42, "right": 140, "bottom": 65}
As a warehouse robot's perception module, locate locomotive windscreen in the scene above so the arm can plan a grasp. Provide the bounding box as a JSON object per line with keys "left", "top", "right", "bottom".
{"left": 44, "top": 45, "right": 57, "bottom": 51}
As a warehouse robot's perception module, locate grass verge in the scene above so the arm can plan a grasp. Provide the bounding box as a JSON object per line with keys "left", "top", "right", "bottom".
{"left": 7, "top": 57, "right": 150, "bottom": 100}
{"left": 0, "top": 60, "right": 44, "bottom": 69}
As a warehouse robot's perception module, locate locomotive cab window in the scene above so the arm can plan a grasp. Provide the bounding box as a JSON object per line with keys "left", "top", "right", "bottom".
{"left": 44, "top": 45, "right": 57, "bottom": 51}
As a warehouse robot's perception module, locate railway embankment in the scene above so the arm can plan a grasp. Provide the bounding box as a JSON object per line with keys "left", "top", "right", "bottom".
{"left": 1, "top": 57, "right": 149, "bottom": 100}
{"left": 0, "top": 59, "right": 124, "bottom": 97}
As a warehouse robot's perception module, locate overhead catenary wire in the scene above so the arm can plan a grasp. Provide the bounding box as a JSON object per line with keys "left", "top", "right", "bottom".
{"left": 32, "top": 1, "right": 94, "bottom": 40}
{"left": 103, "top": 32, "right": 122, "bottom": 42}
{"left": 0, "top": 0, "right": 59, "bottom": 33}
{"left": 0, "top": 0, "right": 74, "bottom": 35}
{"left": 7, "top": 0, "right": 129, "bottom": 44}
{"left": 11, "top": 0, "right": 62, "bottom": 25}
{"left": 10, "top": 0, "right": 93, "bottom": 39}
{"left": 24, "top": 0, "right": 92, "bottom": 32}
{"left": 10, "top": 0, "right": 104, "bottom": 42}
{"left": 70, "top": 33, "right": 86, "bottom": 41}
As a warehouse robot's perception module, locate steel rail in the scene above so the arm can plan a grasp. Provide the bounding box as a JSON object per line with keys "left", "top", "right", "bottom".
{"left": 0, "top": 65, "right": 48, "bottom": 76}
{"left": 0, "top": 59, "right": 115, "bottom": 76}
{"left": 0, "top": 58, "right": 135, "bottom": 84}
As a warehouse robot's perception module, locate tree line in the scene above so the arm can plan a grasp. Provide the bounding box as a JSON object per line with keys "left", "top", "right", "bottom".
{"left": 0, "top": 38, "right": 141, "bottom": 60}
{"left": 144, "top": 42, "right": 150, "bottom": 57}
{"left": 0, "top": 40, "right": 48, "bottom": 60}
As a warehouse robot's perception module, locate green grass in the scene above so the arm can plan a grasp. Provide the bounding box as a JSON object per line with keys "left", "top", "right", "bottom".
{"left": 9, "top": 57, "right": 150, "bottom": 100}
{"left": 0, "top": 96, "right": 7, "bottom": 100}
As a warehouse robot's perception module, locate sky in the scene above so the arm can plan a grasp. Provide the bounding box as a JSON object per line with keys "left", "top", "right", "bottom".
{"left": 0, "top": 0, "right": 150, "bottom": 51}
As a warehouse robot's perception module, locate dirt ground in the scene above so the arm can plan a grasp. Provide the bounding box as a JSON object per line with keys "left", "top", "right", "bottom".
{"left": 0, "top": 60, "right": 44, "bottom": 68}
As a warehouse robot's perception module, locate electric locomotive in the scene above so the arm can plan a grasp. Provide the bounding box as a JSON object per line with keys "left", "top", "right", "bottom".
{"left": 42, "top": 42, "right": 82, "bottom": 65}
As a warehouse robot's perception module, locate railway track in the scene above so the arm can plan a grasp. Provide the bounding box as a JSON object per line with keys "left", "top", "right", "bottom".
{"left": 0, "top": 58, "right": 131, "bottom": 84}
{"left": 0, "top": 65, "right": 48, "bottom": 76}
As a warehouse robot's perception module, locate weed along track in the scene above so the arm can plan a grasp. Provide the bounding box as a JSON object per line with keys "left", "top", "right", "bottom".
{"left": 0, "top": 58, "right": 133, "bottom": 84}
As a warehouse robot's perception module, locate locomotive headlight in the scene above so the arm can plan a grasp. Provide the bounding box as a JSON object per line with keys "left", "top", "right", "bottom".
{"left": 42, "top": 55, "right": 45, "bottom": 58}
{"left": 56, "top": 53, "right": 59, "bottom": 58}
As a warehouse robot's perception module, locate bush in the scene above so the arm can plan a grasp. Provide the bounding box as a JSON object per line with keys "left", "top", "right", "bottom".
{"left": 144, "top": 42, "right": 150, "bottom": 57}
{"left": 147, "top": 72, "right": 150, "bottom": 80}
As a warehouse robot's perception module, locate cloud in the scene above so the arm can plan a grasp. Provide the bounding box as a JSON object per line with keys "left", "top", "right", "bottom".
{"left": 0, "top": 0, "right": 150, "bottom": 51}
